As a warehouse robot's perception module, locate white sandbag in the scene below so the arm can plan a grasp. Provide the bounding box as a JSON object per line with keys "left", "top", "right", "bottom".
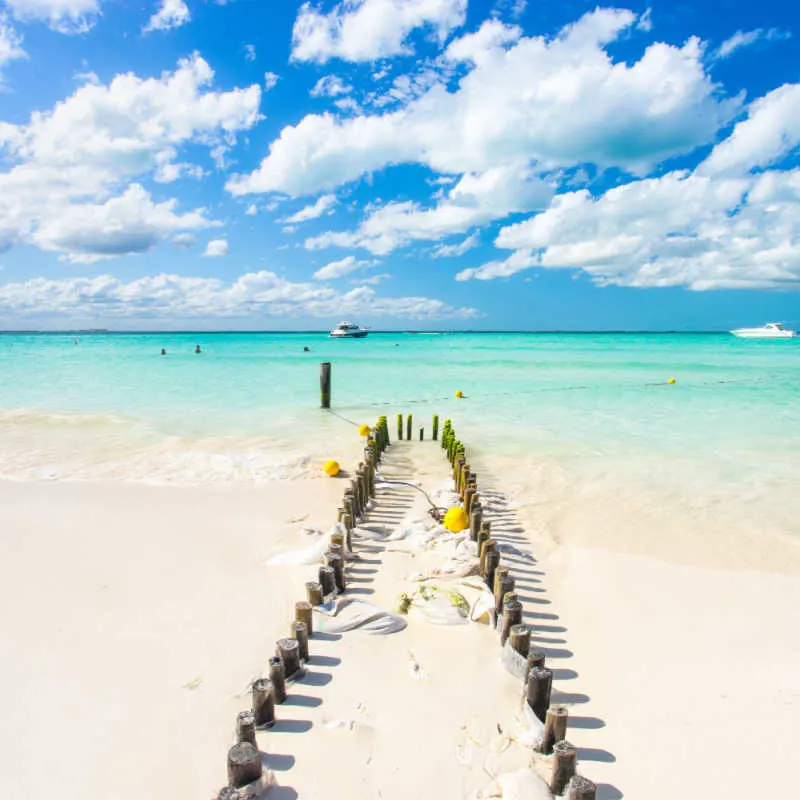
{"left": 313, "top": 596, "right": 407, "bottom": 635}
{"left": 500, "top": 640, "right": 527, "bottom": 680}
{"left": 409, "top": 593, "right": 470, "bottom": 625}
{"left": 459, "top": 576, "right": 497, "bottom": 625}
{"left": 266, "top": 522, "right": 346, "bottom": 566}
{"left": 516, "top": 703, "right": 545, "bottom": 750}
{"left": 497, "top": 770, "right": 551, "bottom": 800}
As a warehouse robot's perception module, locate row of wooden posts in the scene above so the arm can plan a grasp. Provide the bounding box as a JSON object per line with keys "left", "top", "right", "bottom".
{"left": 216, "top": 417, "right": 390, "bottom": 798}
{"left": 439, "top": 418, "right": 597, "bottom": 799}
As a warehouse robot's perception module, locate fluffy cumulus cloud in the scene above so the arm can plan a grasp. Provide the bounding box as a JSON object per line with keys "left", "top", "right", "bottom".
{"left": 2, "top": 0, "right": 101, "bottom": 33}
{"left": 432, "top": 231, "right": 479, "bottom": 257}
{"left": 0, "top": 55, "right": 261, "bottom": 261}
{"left": 455, "top": 78, "right": 800, "bottom": 289}
{"left": 0, "top": 271, "right": 478, "bottom": 320}
{"left": 291, "top": 0, "right": 467, "bottom": 63}
{"left": 306, "top": 164, "right": 552, "bottom": 254}
{"left": 313, "top": 255, "right": 372, "bottom": 279}
{"left": 283, "top": 194, "right": 338, "bottom": 223}
{"left": 143, "top": 0, "right": 191, "bottom": 33}
{"left": 203, "top": 238, "right": 229, "bottom": 256}
{"left": 230, "top": 10, "right": 739, "bottom": 199}
{"left": 264, "top": 72, "right": 280, "bottom": 91}
{"left": 310, "top": 74, "right": 353, "bottom": 97}
{"left": 1, "top": 14, "right": 25, "bottom": 77}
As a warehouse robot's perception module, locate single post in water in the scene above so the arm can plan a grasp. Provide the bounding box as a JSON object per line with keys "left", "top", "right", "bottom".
{"left": 320, "top": 362, "right": 331, "bottom": 409}
{"left": 432, "top": 414, "right": 439, "bottom": 440}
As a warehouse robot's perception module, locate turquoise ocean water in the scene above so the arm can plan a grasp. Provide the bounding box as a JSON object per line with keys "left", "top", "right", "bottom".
{"left": 1, "top": 332, "right": 798, "bottom": 544}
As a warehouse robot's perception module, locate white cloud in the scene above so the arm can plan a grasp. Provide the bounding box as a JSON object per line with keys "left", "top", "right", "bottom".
{"left": 230, "top": 10, "right": 739, "bottom": 198}
{"left": 0, "top": 15, "right": 25, "bottom": 77}
{"left": 245, "top": 203, "right": 258, "bottom": 215}
{"left": 264, "top": 72, "right": 279, "bottom": 91}
{"left": 284, "top": 193, "right": 338, "bottom": 223}
{"left": 306, "top": 164, "right": 551, "bottom": 254}
{"left": 716, "top": 28, "right": 791, "bottom": 60}
{"left": 203, "top": 237, "right": 229, "bottom": 256}
{"left": 2, "top": 0, "right": 100, "bottom": 33}
{"left": 492, "top": 0, "right": 526, "bottom": 20}
{"left": 458, "top": 164, "right": 800, "bottom": 290}
{"left": 0, "top": 271, "right": 478, "bottom": 320}
{"left": 310, "top": 74, "right": 353, "bottom": 97}
{"left": 313, "top": 255, "right": 371, "bottom": 280}
{"left": 291, "top": 0, "right": 467, "bottom": 63}
{"left": 444, "top": 18, "right": 521, "bottom": 63}
{"left": 432, "top": 231, "right": 478, "bottom": 257}
{"left": 0, "top": 55, "right": 261, "bottom": 260}
{"left": 354, "top": 272, "right": 390, "bottom": 285}
{"left": 172, "top": 232, "right": 196, "bottom": 248}
{"left": 32, "top": 184, "right": 211, "bottom": 262}
{"left": 244, "top": 43, "right": 256, "bottom": 61}
{"left": 699, "top": 84, "right": 800, "bottom": 178}
{"left": 143, "top": 0, "right": 190, "bottom": 33}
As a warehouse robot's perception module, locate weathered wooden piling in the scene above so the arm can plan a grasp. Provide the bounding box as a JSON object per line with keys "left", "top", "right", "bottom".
{"left": 268, "top": 655, "right": 287, "bottom": 704}
{"left": 525, "top": 649, "right": 546, "bottom": 684}
{"left": 494, "top": 574, "right": 515, "bottom": 617}
{"left": 236, "top": 710, "right": 256, "bottom": 746}
{"left": 542, "top": 705, "right": 569, "bottom": 756}
{"left": 319, "top": 565, "right": 335, "bottom": 597}
{"left": 306, "top": 581, "right": 323, "bottom": 607}
{"left": 550, "top": 740, "right": 578, "bottom": 795}
{"left": 493, "top": 565, "right": 509, "bottom": 593}
{"left": 484, "top": 548, "right": 500, "bottom": 591}
{"left": 500, "top": 595, "right": 523, "bottom": 646}
{"left": 406, "top": 414, "right": 412, "bottom": 440}
{"left": 291, "top": 620, "right": 309, "bottom": 662}
{"left": 342, "top": 512, "right": 353, "bottom": 551}
{"left": 419, "top": 427, "right": 424, "bottom": 441}
{"left": 294, "top": 600, "right": 313, "bottom": 637}
{"left": 320, "top": 362, "right": 331, "bottom": 409}
{"left": 432, "top": 414, "right": 439, "bottom": 440}
{"left": 479, "top": 538, "right": 496, "bottom": 576}
{"left": 251, "top": 678, "right": 276, "bottom": 728}
{"left": 276, "top": 637, "right": 302, "bottom": 680}
{"left": 567, "top": 775, "right": 597, "bottom": 799}
{"left": 227, "top": 742, "right": 262, "bottom": 788}
{"left": 397, "top": 413, "right": 403, "bottom": 440}
{"left": 217, "top": 787, "right": 243, "bottom": 799}
{"left": 325, "top": 552, "right": 345, "bottom": 593}
{"left": 509, "top": 623, "right": 530, "bottom": 657}
{"left": 469, "top": 501, "right": 482, "bottom": 542}
{"left": 525, "top": 666, "right": 553, "bottom": 723}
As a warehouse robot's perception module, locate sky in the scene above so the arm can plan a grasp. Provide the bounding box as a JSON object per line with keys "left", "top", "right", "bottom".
{"left": 0, "top": 0, "right": 799, "bottom": 331}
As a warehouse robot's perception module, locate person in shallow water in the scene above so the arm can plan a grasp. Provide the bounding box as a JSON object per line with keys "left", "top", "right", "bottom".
{"left": 195, "top": 345, "right": 201, "bottom": 354}
{"left": 161, "top": 348, "right": 166, "bottom": 356}
{"left": 304, "top": 346, "right": 310, "bottom": 352}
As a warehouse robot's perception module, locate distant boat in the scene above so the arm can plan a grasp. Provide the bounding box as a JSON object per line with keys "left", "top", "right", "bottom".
{"left": 730, "top": 322, "right": 796, "bottom": 339}
{"left": 329, "top": 321, "right": 368, "bottom": 338}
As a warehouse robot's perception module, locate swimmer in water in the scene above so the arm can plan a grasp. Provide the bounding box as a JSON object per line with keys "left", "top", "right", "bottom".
{"left": 304, "top": 346, "right": 310, "bottom": 352}
{"left": 161, "top": 348, "right": 166, "bottom": 356}
{"left": 195, "top": 345, "right": 201, "bottom": 354}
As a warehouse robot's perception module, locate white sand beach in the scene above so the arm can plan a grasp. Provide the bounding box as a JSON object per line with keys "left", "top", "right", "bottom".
{"left": 1, "top": 438, "right": 799, "bottom": 800}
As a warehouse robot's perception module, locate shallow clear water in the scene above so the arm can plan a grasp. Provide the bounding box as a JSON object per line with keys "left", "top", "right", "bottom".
{"left": 1, "top": 332, "right": 799, "bottom": 536}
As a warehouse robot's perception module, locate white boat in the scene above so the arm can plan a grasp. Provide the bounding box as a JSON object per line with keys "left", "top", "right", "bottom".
{"left": 329, "top": 321, "right": 368, "bottom": 338}
{"left": 730, "top": 322, "right": 796, "bottom": 339}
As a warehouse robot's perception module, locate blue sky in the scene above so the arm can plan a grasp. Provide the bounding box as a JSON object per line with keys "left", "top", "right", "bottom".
{"left": 0, "top": 0, "right": 798, "bottom": 330}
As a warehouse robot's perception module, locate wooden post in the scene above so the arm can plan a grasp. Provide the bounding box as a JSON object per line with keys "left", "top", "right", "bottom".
{"left": 325, "top": 552, "right": 346, "bottom": 593}
{"left": 432, "top": 414, "right": 439, "bottom": 441}
{"left": 305, "top": 581, "right": 323, "bottom": 607}
{"left": 291, "top": 620, "right": 309, "bottom": 662}
{"left": 493, "top": 565, "right": 509, "bottom": 594}
{"left": 320, "top": 362, "right": 331, "bottom": 409}
{"left": 251, "top": 678, "right": 276, "bottom": 728}
{"left": 268, "top": 655, "right": 287, "bottom": 704}
{"left": 419, "top": 427, "right": 424, "bottom": 441}
{"left": 494, "top": 574, "right": 515, "bottom": 617}
{"left": 567, "top": 776, "right": 597, "bottom": 800}
{"left": 484, "top": 548, "right": 500, "bottom": 591}
{"left": 295, "top": 600, "right": 313, "bottom": 637}
{"left": 525, "top": 649, "right": 546, "bottom": 684}
{"left": 542, "top": 705, "right": 569, "bottom": 756}
{"left": 236, "top": 710, "right": 256, "bottom": 746}
{"left": 342, "top": 513, "right": 353, "bottom": 552}
{"left": 276, "top": 637, "right": 302, "bottom": 679}
{"left": 479, "top": 519, "right": 492, "bottom": 540}
{"left": 469, "top": 501, "right": 482, "bottom": 542}
{"left": 227, "top": 742, "right": 262, "bottom": 788}
{"left": 480, "top": 539, "right": 496, "bottom": 578}
{"left": 216, "top": 787, "right": 243, "bottom": 800}
{"left": 319, "top": 565, "right": 335, "bottom": 597}
{"left": 397, "top": 413, "right": 403, "bottom": 440}
{"left": 525, "top": 666, "right": 553, "bottom": 723}
{"left": 500, "top": 596, "right": 522, "bottom": 646}
{"left": 509, "top": 623, "right": 530, "bottom": 657}
{"left": 464, "top": 487, "right": 475, "bottom": 517}
{"left": 550, "top": 740, "right": 578, "bottom": 796}
{"left": 406, "top": 414, "right": 412, "bottom": 441}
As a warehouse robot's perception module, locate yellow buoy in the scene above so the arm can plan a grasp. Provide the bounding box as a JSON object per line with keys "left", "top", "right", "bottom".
{"left": 323, "top": 459, "right": 340, "bottom": 477}
{"left": 358, "top": 423, "right": 371, "bottom": 437}
{"left": 443, "top": 507, "right": 469, "bottom": 533}
{"left": 455, "top": 390, "right": 463, "bottom": 398}
{"left": 668, "top": 378, "right": 676, "bottom": 385}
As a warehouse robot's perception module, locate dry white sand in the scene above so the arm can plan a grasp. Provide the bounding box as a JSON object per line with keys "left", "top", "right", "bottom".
{"left": 1, "top": 439, "right": 799, "bottom": 799}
